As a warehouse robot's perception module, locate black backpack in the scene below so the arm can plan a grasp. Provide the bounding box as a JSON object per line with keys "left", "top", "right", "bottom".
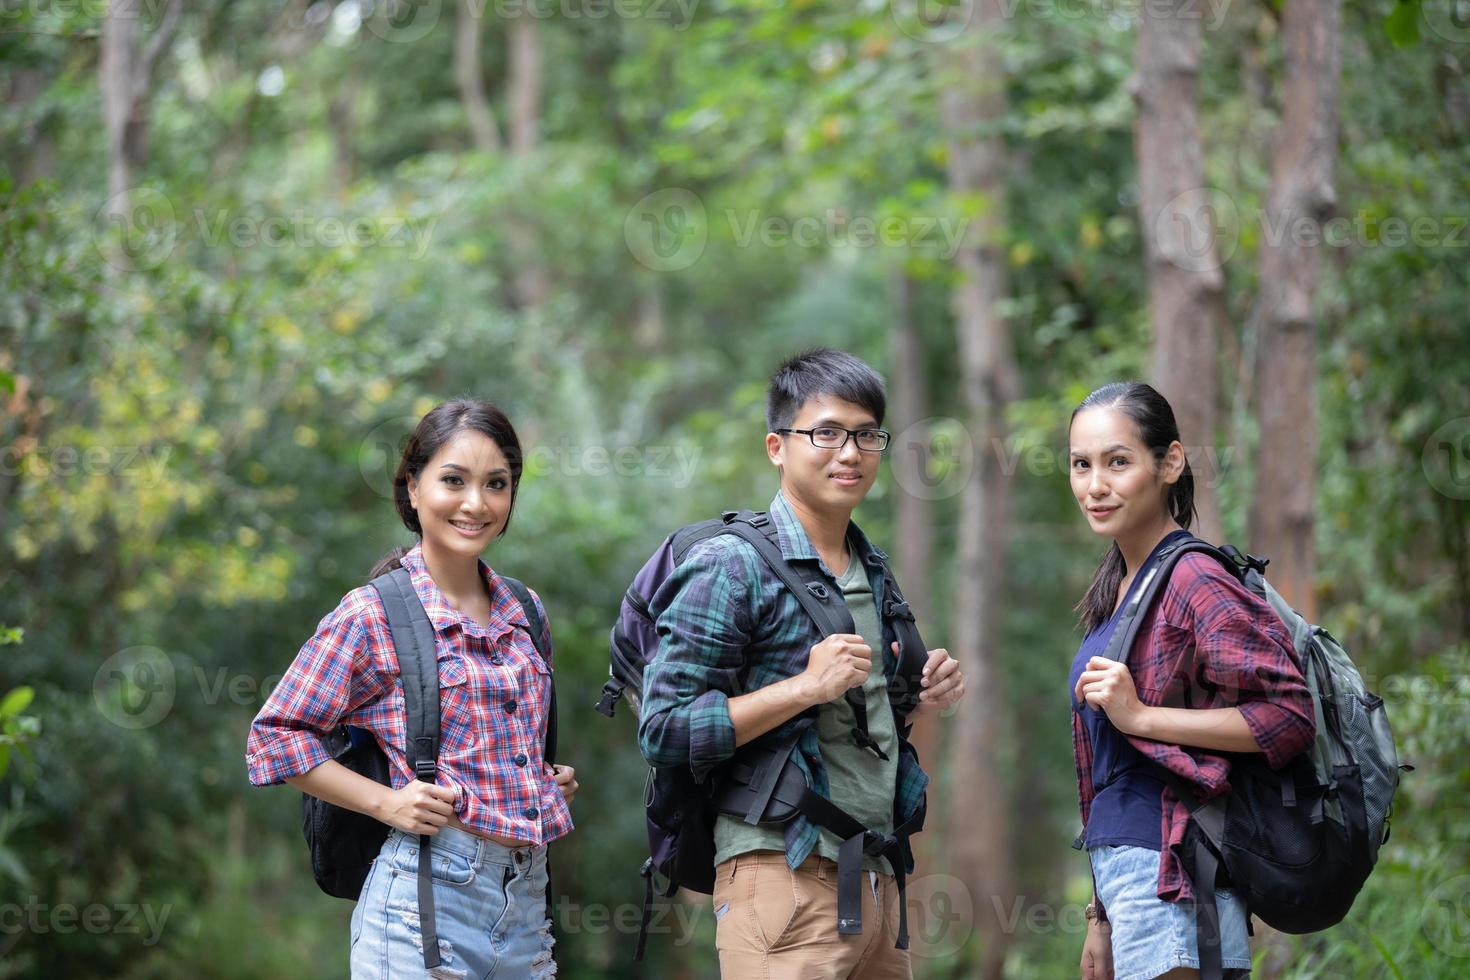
{"left": 1099, "top": 539, "right": 1409, "bottom": 980}
{"left": 599, "top": 510, "right": 930, "bottom": 959}
{"left": 301, "top": 566, "right": 556, "bottom": 971}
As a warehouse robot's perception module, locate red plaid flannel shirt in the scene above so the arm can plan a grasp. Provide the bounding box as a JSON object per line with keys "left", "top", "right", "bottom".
{"left": 1072, "top": 552, "right": 1315, "bottom": 903}
{"left": 247, "top": 544, "right": 573, "bottom": 845}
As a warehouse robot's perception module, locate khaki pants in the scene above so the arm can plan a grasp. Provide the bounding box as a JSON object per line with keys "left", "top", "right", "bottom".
{"left": 712, "top": 850, "right": 912, "bottom": 980}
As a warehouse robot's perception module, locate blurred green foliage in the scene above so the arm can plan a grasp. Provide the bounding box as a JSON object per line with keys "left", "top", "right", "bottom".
{"left": 2, "top": 0, "right": 1468, "bottom": 977}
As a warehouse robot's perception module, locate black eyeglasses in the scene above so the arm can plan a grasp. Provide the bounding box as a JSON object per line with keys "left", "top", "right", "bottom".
{"left": 776, "top": 426, "right": 891, "bottom": 452}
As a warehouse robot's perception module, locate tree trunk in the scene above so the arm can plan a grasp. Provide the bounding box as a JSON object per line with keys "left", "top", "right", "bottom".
{"left": 506, "top": 14, "right": 550, "bottom": 308}
{"left": 99, "top": 0, "right": 181, "bottom": 218}
{"left": 1248, "top": 0, "right": 1341, "bottom": 622}
{"left": 939, "top": 4, "right": 1018, "bottom": 975}
{"left": 328, "top": 84, "right": 356, "bottom": 196}
{"left": 6, "top": 69, "right": 55, "bottom": 186}
{"left": 887, "top": 269, "right": 940, "bottom": 873}
{"left": 1132, "top": 3, "right": 1226, "bottom": 541}
{"left": 456, "top": 0, "right": 502, "bottom": 153}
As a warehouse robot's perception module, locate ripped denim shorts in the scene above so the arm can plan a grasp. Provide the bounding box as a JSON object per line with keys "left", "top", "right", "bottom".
{"left": 349, "top": 824, "right": 556, "bottom": 979}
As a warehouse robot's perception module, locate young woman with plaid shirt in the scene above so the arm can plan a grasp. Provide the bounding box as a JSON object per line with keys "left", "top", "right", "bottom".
{"left": 247, "top": 400, "right": 576, "bottom": 979}
{"left": 1067, "top": 383, "right": 1315, "bottom": 980}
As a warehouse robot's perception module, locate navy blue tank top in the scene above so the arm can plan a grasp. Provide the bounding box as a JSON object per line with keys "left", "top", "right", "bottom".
{"left": 1068, "top": 530, "right": 1191, "bottom": 850}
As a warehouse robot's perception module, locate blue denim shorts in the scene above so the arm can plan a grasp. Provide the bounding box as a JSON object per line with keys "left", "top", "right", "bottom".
{"left": 350, "top": 825, "right": 556, "bottom": 979}
{"left": 1089, "top": 844, "right": 1252, "bottom": 980}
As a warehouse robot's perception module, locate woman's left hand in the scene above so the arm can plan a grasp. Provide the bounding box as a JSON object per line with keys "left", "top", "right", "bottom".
{"left": 551, "top": 764, "right": 578, "bottom": 803}
{"left": 1074, "top": 656, "right": 1150, "bottom": 735}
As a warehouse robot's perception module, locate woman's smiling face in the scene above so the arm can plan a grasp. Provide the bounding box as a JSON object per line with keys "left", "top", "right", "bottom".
{"left": 1068, "top": 406, "right": 1179, "bottom": 541}
{"left": 407, "top": 429, "right": 515, "bottom": 560}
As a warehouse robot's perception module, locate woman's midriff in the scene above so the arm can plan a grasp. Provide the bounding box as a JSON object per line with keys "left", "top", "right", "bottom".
{"left": 447, "top": 814, "right": 534, "bottom": 847}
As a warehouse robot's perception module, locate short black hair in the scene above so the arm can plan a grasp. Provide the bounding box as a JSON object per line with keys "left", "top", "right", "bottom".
{"left": 766, "top": 348, "right": 886, "bottom": 433}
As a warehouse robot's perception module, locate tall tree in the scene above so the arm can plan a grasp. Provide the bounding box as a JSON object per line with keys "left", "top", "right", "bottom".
{"left": 1132, "top": 1, "right": 1226, "bottom": 540}
{"left": 456, "top": 0, "right": 502, "bottom": 153}
{"left": 939, "top": 4, "right": 1019, "bottom": 974}
{"left": 1247, "top": 0, "right": 1343, "bottom": 621}
{"left": 99, "top": 0, "right": 181, "bottom": 217}
{"left": 506, "top": 12, "right": 550, "bottom": 308}
{"left": 888, "top": 269, "right": 940, "bottom": 874}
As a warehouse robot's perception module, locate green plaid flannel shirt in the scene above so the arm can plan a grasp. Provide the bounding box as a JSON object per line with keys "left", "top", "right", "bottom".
{"left": 636, "top": 490, "right": 929, "bottom": 873}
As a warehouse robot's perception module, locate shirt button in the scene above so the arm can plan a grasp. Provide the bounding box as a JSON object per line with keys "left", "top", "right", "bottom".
{"left": 524, "top": 806, "right": 539, "bottom": 820}
{"left": 503, "top": 699, "right": 517, "bottom": 714}
{"left": 513, "top": 753, "right": 528, "bottom": 767}
{"left": 490, "top": 655, "right": 504, "bottom": 667}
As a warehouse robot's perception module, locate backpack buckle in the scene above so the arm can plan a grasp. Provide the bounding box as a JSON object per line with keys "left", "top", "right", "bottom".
{"left": 806, "top": 582, "right": 830, "bottom": 601}
{"left": 882, "top": 598, "right": 914, "bottom": 621}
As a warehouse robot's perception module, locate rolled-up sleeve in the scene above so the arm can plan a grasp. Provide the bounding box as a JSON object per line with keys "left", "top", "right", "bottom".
{"left": 1193, "top": 585, "right": 1316, "bottom": 769}
{"left": 637, "top": 541, "right": 755, "bottom": 781}
{"left": 246, "top": 593, "right": 377, "bottom": 785}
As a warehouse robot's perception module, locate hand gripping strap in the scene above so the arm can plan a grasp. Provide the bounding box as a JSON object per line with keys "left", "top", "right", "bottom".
{"left": 720, "top": 514, "right": 884, "bottom": 758}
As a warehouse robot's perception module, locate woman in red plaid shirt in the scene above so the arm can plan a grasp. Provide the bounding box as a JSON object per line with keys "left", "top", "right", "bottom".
{"left": 1067, "top": 383, "right": 1315, "bottom": 980}
{"left": 248, "top": 399, "right": 577, "bottom": 979}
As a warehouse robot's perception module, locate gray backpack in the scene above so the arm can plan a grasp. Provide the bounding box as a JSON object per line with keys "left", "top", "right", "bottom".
{"left": 1102, "top": 539, "right": 1410, "bottom": 980}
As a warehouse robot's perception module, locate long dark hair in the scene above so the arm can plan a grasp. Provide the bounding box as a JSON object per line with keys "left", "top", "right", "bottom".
{"left": 367, "top": 399, "right": 524, "bottom": 580}
{"left": 1071, "top": 382, "right": 1197, "bottom": 633}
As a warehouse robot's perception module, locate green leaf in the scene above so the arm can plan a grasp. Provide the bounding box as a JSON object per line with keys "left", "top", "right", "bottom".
{"left": 0, "top": 746, "right": 9, "bottom": 780}
{"left": 1369, "top": 931, "right": 1406, "bottom": 980}
{"left": 0, "top": 687, "right": 33, "bottom": 719}
{"left": 0, "top": 627, "right": 22, "bottom": 646}
{"left": 1384, "top": 1, "right": 1421, "bottom": 47}
{"left": 0, "top": 370, "right": 13, "bottom": 395}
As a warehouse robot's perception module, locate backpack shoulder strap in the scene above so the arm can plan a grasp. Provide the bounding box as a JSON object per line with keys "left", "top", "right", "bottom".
{"left": 1100, "top": 539, "right": 1240, "bottom": 669}
{"left": 720, "top": 511, "right": 889, "bottom": 758}
{"left": 718, "top": 511, "right": 856, "bottom": 637}
{"left": 870, "top": 555, "right": 930, "bottom": 720}
{"left": 499, "top": 575, "right": 557, "bottom": 767}
{"left": 369, "top": 567, "right": 440, "bottom": 781}
{"left": 368, "top": 565, "right": 446, "bottom": 971}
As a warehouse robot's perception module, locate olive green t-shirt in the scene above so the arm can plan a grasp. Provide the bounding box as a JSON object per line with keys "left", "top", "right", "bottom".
{"left": 712, "top": 546, "right": 898, "bottom": 874}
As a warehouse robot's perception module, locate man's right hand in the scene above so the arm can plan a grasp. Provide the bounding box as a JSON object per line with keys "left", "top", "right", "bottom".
{"left": 797, "top": 633, "right": 872, "bottom": 706}
{"left": 376, "top": 780, "right": 458, "bottom": 835}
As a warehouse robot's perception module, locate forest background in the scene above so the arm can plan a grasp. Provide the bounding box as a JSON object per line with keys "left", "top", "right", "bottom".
{"left": 2, "top": 0, "right": 1468, "bottom": 976}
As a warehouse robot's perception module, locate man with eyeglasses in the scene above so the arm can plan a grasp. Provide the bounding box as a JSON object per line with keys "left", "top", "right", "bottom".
{"left": 639, "top": 347, "right": 965, "bottom": 978}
